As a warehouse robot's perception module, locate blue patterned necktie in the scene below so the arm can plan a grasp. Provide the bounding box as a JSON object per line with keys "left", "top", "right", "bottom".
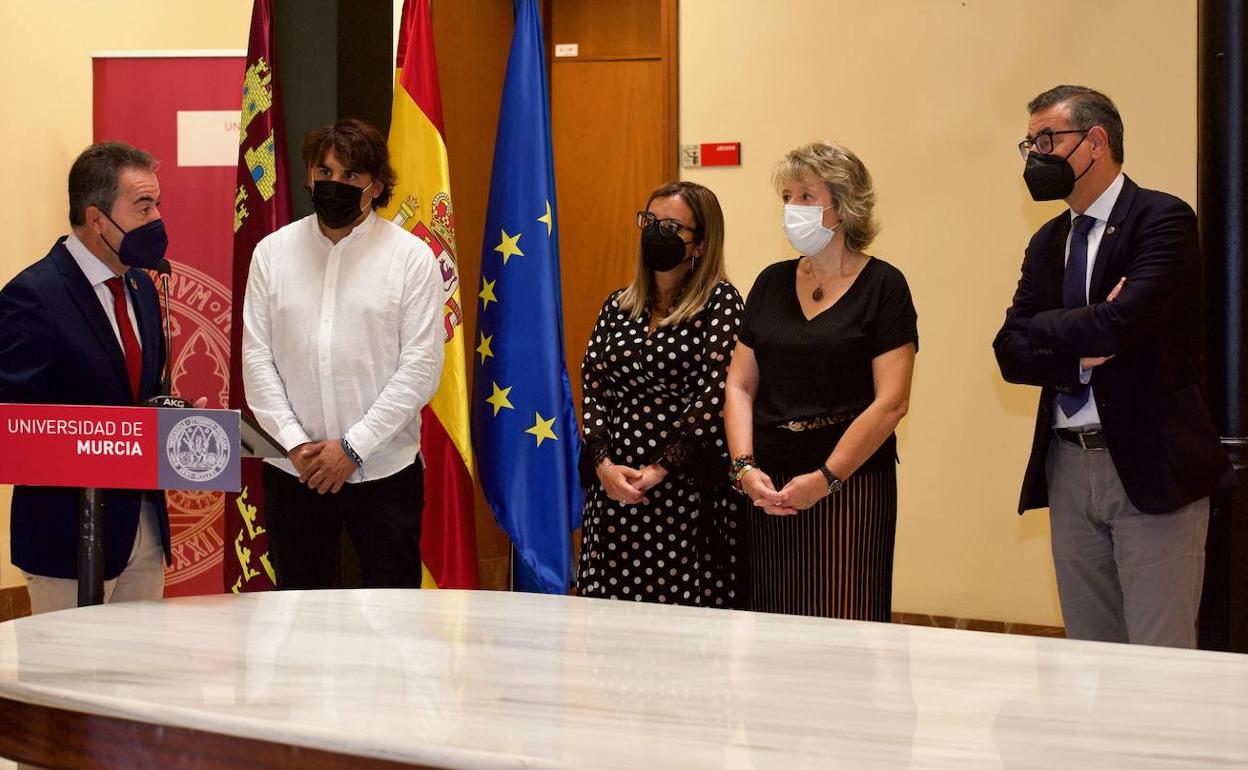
{"left": 1056, "top": 214, "right": 1098, "bottom": 418}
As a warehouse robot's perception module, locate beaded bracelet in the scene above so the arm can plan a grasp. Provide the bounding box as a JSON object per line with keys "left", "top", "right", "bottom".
{"left": 729, "top": 454, "right": 758, "bottom": 488}
{"left": 340, "top": 437, "right": 363, "bottom": 468}
{"left": 730, "top": 454, "right": 756, "bottom": 474}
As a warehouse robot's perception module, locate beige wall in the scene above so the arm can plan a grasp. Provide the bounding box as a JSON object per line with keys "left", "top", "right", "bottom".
{"left": 0, "top": 1, "right": 252, "bottom": 588}
{"left": 680, "top": 0, "right": 1197, "bottom": 626}
{"left": 1, "top": 1, "right": 1200, "bottom": 626}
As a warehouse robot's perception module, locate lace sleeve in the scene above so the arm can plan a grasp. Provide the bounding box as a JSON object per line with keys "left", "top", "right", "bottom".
{"left": 578, "top": 293, "right": 621, "bottom": 486}
{"left": 658, "top": 283, "right": 743, "bottom": 472}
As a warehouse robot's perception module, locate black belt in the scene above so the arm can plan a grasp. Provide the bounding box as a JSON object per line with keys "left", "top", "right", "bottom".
{"left": 775, "top": 410, "right": 859, "bottom": 432}
{"left": 1055, "top": 427, "right": 1107, "bottom": 450}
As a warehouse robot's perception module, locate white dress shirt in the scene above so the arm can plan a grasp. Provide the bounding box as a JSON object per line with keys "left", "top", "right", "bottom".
{"left": 242, "top": 212, "right": 445, "bottom": 482}
{"left": 64, "top": 233, "right": 142, "bottom": 352}
{"left": 1053, "top": 171, "right": 1125, "bottom": 429}
{"left": 64, "top": 232, "right": 160, "bottom": 528}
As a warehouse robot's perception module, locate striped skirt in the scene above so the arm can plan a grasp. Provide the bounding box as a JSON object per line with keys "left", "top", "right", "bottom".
{"left": 742, "top": 466, "right": 897, "bottom": 620}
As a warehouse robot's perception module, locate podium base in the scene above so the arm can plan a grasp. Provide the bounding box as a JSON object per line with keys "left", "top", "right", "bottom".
{"left": 77, "top": 488, "right": 104, "bottom": 607}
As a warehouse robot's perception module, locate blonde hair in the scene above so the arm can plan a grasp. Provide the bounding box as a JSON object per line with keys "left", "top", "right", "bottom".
{"left": 774, "top": 140, "right": 879, "bottom": 253}
{"left": 618, "top": 181, "right": 727, "bottom": 327}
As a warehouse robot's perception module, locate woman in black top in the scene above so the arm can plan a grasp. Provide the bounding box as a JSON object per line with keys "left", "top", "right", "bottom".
{"left": 725, "top": 141, "right": 918, "bottom": 620}
{"left": 577, "top": 181, "right": 744, "bottom": 606}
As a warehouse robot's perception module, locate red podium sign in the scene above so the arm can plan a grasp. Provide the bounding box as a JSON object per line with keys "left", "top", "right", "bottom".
{"left": 0, "top": 403, "right": 240, "bottom": 492}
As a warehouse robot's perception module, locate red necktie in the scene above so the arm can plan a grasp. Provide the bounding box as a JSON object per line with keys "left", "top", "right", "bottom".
{"left": 105, "top": 276, "right": 142, "bottom": 403}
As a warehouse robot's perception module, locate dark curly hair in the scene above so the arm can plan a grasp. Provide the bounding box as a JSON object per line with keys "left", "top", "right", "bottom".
{"left": 300, "top": 118, "right": 396, "bottom": 208}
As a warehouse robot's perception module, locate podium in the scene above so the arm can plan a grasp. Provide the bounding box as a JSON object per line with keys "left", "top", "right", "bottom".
{"left": 0, "top": 403, "right": 241, "bottom": 606}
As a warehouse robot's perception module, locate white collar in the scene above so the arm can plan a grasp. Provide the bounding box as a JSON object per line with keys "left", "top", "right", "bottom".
{"left": 311, "top": 209, "right": 379, "bottom": 248}
{"left": 1073, "top": 171, "right": 1125, "bottom": 224}
{"left": 65, "top": 232, "right": 123, "bottom": 288}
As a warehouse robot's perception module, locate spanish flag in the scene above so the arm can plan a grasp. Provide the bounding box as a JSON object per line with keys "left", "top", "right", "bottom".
{"left": 379, "top": 0, "right": 479, "bottom": 588}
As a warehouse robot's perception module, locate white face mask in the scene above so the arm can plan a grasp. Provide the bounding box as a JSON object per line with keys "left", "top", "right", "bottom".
{"left": 783, "top": 204, "right": 837, "bottom": 255}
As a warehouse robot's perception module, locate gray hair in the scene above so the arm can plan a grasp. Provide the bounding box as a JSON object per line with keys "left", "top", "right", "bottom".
{"left": 1027, "top": 85, "right": 1124, "bottom": 164}
{"left": 68, "top": 142, "right": 157, "bottom": 226}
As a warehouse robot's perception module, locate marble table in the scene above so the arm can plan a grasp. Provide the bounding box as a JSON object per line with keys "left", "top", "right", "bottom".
{"left": 1, "top": 590, "right": 1246, "bottom": 768}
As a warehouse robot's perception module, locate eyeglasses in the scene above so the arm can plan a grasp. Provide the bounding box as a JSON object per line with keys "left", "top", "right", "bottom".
{"left": 637, "top": 211, "right": 698, "bottom": 238}
{"left": 1018, "top": 128, "right": 1088, "bottom": 159}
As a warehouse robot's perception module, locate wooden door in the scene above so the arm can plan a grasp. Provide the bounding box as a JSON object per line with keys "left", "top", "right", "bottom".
{"left": 550, "top": 0, "right": 679, "bottom": 410}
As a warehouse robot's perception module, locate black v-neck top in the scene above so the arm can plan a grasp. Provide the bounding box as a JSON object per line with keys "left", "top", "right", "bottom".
{"left": 739, "top": 257, "right": 918, "bottom": 474}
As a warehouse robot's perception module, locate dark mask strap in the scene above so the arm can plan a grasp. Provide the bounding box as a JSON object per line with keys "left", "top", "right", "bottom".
{"left": 1063, "top": 130, "right": 1096, "bottom": 182}
{"left": 98, "top": 208, "right": 126, "bottom": 257}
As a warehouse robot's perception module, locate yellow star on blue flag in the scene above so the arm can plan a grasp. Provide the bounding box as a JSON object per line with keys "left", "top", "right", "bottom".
{"left": 476, "top": 332, "right": 495, "bottom": 364}
{"left": 480, "top": 277, "right": 499, "bottom": 310}
{"left": 524, "top": 412, "right": 557, "bottom": 446}
{"left": 494, "top": 229, "right": 524, "bottom": 265}
{"left": 538, "top": 200, "right": 552, "bottom": 235}
{"left": 486, "top": 381, "right": 513, "bottom": 416}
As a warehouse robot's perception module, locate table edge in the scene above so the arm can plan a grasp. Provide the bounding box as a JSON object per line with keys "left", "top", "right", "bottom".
{"left": 0, "top": 695, "right": 447, "bottom": 770}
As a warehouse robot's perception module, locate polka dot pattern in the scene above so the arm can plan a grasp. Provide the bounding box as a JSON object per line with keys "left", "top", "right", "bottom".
{"left": 577, "top": 281, "right": 744, "bottom": 607}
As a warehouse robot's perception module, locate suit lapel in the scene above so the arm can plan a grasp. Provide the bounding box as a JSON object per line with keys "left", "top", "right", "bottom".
{"left": 1089, "top": 176, "right": 1138, "bottom": 299}
{"left": 1047, "top": 215, "right": 1072, "bottom": 306}
{"left": 52, "top": 241, "right": 132, "bottom": 398}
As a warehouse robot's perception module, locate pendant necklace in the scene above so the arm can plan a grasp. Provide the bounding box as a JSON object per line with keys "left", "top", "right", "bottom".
{"left": 806, "top": 257, "right": 831, "bottom": 302}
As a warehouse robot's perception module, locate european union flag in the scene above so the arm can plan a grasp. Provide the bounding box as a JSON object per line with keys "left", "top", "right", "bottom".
{"left": 472, "top": 0, "right": 583, "bottom": 594}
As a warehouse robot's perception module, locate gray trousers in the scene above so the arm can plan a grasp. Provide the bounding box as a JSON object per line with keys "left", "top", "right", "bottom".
{"left": 1047, "top": 437, "right": 1209, "bottom": 648}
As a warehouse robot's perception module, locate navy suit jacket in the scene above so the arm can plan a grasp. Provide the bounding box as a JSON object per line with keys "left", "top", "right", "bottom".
{"left": 0, "top": 237, "right": 171, "bottom": 579}
{"left": 994, "top": 176, "right": 1235, "bottom": 515}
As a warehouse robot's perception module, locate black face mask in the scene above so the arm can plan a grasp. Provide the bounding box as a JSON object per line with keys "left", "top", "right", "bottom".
{"left": 640, "top": 224, "right": 691, "bottom": 272}
{"left": 102, "top": 212, "right": 169, "bottom": 270}
{"left": 1023, "top": 132, "right": 1094, "bottom": 201}
{"left": 311, "top": 180, "right": 372, "bottom": 229}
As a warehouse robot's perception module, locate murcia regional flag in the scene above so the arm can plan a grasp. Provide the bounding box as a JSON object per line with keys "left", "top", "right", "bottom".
{"left": 226, "top": 0, "right": 290, "bottom": 593}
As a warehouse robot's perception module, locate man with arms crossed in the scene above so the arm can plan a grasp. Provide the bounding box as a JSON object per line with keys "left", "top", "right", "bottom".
{"left": 994, "top": 85, "right": 1234, "bottom": 647}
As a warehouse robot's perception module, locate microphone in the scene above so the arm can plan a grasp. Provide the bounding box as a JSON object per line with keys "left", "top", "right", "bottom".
{"left": 144, "top": 259, "right": 191, "bottom": 409}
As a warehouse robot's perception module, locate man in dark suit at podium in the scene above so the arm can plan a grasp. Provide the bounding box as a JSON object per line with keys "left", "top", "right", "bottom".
{"left": 0, "top": 142, "right": 172, "bottom": 614}
{"left": 995, "top": 86, "right": 1235, "bottom": 647}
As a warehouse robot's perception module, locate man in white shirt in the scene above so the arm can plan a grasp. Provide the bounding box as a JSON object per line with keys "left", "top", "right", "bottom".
{"left": 243, "top": 118, "right": 444, "bottom": 589}
{"left": 995, "top": 86, "right": 1234, "bottom": 647}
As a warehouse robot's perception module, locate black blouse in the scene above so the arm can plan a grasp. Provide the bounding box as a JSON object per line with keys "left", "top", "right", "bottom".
{"left": 739, "top": 257, "right": 918, "bottom": 475}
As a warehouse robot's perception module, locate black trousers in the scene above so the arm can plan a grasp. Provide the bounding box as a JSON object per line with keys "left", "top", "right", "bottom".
{"left": 263, "top": 460, "right": 424, "bottom": 589}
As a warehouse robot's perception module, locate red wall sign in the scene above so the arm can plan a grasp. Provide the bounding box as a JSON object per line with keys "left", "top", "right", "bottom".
{"left": 700, "top": 142, "right": 741, "bottom": 167}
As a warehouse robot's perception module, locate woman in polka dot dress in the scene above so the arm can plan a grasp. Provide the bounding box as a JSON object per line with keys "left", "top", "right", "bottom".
{"left": 576, "top": 181, "right": 743, "bottom": 607}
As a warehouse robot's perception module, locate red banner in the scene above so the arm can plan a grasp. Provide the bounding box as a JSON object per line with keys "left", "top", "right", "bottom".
{"left": 93, "top": 53, "right": 244, "bottom": 595}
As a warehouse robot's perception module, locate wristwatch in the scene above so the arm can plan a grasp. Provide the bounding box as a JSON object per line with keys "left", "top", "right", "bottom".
{"left": 818, "top": 464, "right": 843, "bottom": 494}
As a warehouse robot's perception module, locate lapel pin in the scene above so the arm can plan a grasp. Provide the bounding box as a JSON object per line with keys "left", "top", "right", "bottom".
{"left": 129, "top": 276, "right": 138, "bottom": 290}
{"left": 1106, "top": 226, "right": 1116, "bottom": 235}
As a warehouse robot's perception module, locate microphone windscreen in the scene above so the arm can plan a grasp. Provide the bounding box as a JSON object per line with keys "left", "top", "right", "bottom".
{"left": 155, "top": 259, "right": 172, "bottom": 275}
